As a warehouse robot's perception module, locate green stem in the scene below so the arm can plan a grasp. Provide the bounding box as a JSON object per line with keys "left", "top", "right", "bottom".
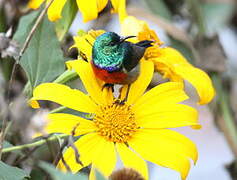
{"left": 212, "top": 74, "right": 237, "bottom": 157}
{"left": 53, "top": 69, "right": 78, "bottom": 84}
{"left": 0, "top": 4, "right": 6, "bottom": 32}
{"left": 22, "top": 81, "right": 32, "bottom": 97}
{"left": 23, "top": 70, "right": 78, "bottom": 97}
{"left": 185, "top": 0, "right": 206, "bottom": 36}
{"left": 2, "top": 134, "right": 68, "bottom": 153}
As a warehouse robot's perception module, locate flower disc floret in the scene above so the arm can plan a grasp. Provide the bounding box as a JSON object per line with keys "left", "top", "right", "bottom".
{"left": 94, "top": 101, "right": 137, "bottom": 143}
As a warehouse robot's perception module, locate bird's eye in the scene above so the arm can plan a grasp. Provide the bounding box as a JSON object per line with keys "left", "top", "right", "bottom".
{"left": 110, "top": 42, "right": 115, "bottom": 46}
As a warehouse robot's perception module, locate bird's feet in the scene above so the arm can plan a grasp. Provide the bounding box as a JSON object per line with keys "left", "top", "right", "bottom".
{"left": 115, "top": 99, "right": 125, "bottom": 105}
{"left": 116, "top": 84, "right": 131, "bottom": 105}
{"left": 102, "top": 83, "right": 114, "bottom": 92}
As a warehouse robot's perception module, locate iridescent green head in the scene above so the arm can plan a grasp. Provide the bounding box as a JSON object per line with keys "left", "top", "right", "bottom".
{"left": 92, "top": 32, "right": 132, "bottom": 72}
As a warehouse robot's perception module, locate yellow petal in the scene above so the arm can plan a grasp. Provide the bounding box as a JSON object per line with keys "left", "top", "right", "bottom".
{"left": 46, "top": 113, "right": 96, "bottom": 135}
{"left": 102, "top": 87, "right": 114, "bottom": 104}
{"left": 73, "top": 37, "right": 92, "bottom": 60}
{"left": 135, "top": 129, "right": 198, "bottom": 163}
{"left": 119, "top": 84, "right": 128, "bottom": 101}
{"left": 121, "top": 16, "right": 163, "bottom": 45}
{"left": 116, "top": 143, "right": 148, "bottom": 180}
{"left": 28, "top": 0, "right": 45, "bottom": 9}
{"left": 76, "top": 0, "right": 98, "bottom": 22}
{"left": 110, "top": 0, "right": 119, "bottom": 12}
{"left": 89, "top": 165, "right": 96, "bottom": 180}
{"left": 121, "top": 16, "right": 147, "bottom": 37}
{"left": 97, "top": 0, "right": 108, "bottom": 12}
{"left": 111, "top": 0, "right": 127, "bottom": 22}
{"left": 87, "top": 29, "right": 106, "bottom": 43}
{"left": 177, "top": 66, "right": 215, "bottom": 105}
{"left": 92, "top": 139, "right": 116, "bottom": 177}
{"left": 78, "top": 133, "right": 116, "bottom": 177}
{"left": 29, "top": 83, "right": 97, "bottom": 113}
{"left": 47, "top": 0, "right": 67, "bottom": 21}
{"left": 30, "top": 100, "right": 40, "bottom": 108}
{"left": 73, "top": 30, "right": 105, "bottom": 60}
{"left": 57, "top": 136, "right": 92, "bottom": 173}
{"left": 129, "top": 129, "right": 198, "bottom": 179}
{"left": 123, "top": 58, "right": 154, "bottom": 105}
{"left": 74, "top": 133, "right": 98, "bottom": 163}
{"left": 133, "top": 82, "right": 188, "bottom": 109}
{"left": 66, "top": 60, "right": 111, "bottom": 105}
{"left": 154, "top": 47, "right": 215, "bottom": 104}
{"left": 135, "top": 104, "right": 199, "bottom": 129}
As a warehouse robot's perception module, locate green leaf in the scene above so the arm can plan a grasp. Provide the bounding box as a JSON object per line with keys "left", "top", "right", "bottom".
{"left": 3, "top": 141, "right": 13, "bottom": 148}
{"left": 55, "top": 0, "right": 78, "bottom": 41}
{"left": 51, "top": 107, "right": 88, "bottom": 118}
{"left": 14, "top": 11, "right": 65, "bottom": 89}
{"left": 39, "top": 161, "right": 87, "bottom": 180}
{"left": 202, "top": 2, "right": 235, "bottom": 35}
{"left": 30, "top": 169, "right": 46, "bottom": 180}
{"left": 95, "top": 170, "right": 107, "bottom": 180}
{"left": 0, "top": 161, "right": 29, "bottom": 180}
{"left": 13, "top": 11, "right": 40, "bottom": 44}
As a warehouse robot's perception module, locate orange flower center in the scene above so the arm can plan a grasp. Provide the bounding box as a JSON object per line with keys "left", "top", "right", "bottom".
{"left": 94, "top": 100, "right": 137, "bottom": 143}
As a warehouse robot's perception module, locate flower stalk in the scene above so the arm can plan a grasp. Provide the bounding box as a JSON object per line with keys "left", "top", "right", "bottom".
{"left": 53, "top": 69, "right": 78, "bottom": 84}
{"left": 212, "top": 74, "right": 237, "bottom": 157}
{"left": 2, "top": 134, "right": 68, "bottom": 154}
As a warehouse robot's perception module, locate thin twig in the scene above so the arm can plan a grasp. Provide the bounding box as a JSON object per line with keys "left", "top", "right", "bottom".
{"left": 68, "top": 137, "right": 82, "bottom": 166}
{"left": 52, "top": 136, "right": 69, "bottom": 167}
{"left": 45, "top": 136, "right": 57, "bottom": 161}
{"left": 18, "top": 0, "right": 54, "bottom": 60}
{"left": 70, "top": 125, "right": 82, "bottom": 164}
{"left": 61, "top": 153, "right": 71, "bottom": 172}
{"left": 43, "top": 136, "right": 70, "bottom": 180}
{"left": 52, "top": 123, "right": 82, "bottom": 167}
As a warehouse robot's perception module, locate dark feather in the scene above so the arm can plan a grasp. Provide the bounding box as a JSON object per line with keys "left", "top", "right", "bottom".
{"left": 123, "top": 40, "right": 153, "bottom": 72}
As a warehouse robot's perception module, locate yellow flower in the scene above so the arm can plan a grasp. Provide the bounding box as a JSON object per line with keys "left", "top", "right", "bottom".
{"left": 30, "top": 57, "right": 199, "bottom": 179}
{"left": 28, "top": 0, "right": 127, "bottom": 22}
{"left": 72, "top": 30, "right": 105, "bottom": 60}
{"left": 121, "top": 16, "right": 215, "bottom": 105}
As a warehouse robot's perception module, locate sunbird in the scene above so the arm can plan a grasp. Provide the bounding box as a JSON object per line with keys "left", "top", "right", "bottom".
{"left": 91, "top": 32, "right": 153, "bottom": 89}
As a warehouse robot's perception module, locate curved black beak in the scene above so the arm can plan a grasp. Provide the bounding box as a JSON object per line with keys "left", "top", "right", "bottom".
{"left": 119, "top": 35, "right": 136, "bottom": 44}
